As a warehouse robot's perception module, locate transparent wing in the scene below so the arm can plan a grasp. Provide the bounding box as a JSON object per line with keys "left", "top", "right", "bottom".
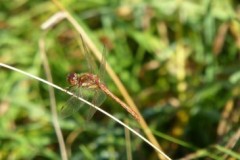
{"left": 79, "top": 35, "right": 98, "bottom": 74}
{"left": 60, "top": 96, "right": 82, "bottom": 118}
{"left": 86, "top": 89, "right": 106, "bottom": 121}
{"left": 60, "top": 86, "right": 93, "bottom": 118}
{"left": 60, "top": 86, "right": 83, "bottom": 118}
{"left": 79, "top": 34, "right": 107, "bottom": 80}
{"left": 98, "top": 46, "right": 107, "bottom": 83}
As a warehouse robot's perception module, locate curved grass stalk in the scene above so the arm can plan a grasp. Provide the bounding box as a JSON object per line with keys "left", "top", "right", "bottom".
{"left": 50, "top": 1, "right": 165, "bottom": 159}
{"left": 0, "top": 63, "right": 171, "bottom": 160}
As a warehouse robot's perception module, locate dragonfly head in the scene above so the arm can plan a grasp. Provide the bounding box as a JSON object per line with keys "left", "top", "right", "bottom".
{"left": 67, "top": 73, "right": 78, "bottom": 86}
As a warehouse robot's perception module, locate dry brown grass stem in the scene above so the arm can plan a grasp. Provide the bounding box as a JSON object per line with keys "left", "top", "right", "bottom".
{"left": 51, "top": 0, "right": 169, "bottom": 159}
{"left": 39, "top": 34, "right": 68, "bottom": 160}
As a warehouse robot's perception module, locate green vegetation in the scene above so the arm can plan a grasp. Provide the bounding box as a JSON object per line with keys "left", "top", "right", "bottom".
{"left": 1, "top": 0, "right": 239, "bottom": 159}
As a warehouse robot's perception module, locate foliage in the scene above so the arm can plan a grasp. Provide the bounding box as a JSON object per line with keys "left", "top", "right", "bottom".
{"left": 0, "top": 0, "right": 239, "bottom": 159}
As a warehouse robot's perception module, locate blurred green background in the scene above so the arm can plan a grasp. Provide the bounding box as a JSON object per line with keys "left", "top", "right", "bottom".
{"left": 0, "top": 0, "right": 240, "bottom": 160}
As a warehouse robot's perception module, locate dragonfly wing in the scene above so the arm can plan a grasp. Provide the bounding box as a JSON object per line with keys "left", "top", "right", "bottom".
{"left": 86, "top": 89, "right": 106, "bottom": 121}
{"left": 60, "top": 96, "right": 82, "bottom": 118}
{"left": 79, "top": 35, "right": 98, "bottom": 74}
{"left": 98, "top": 46, "right": 107, "bottom": 83}
{"left": 60, "top": 86, "right": 88, "bottom": 118}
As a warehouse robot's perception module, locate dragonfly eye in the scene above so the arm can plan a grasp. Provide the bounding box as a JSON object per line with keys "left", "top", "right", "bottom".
{"left": 67, "top": 73, "right": 78, "bottom": 85}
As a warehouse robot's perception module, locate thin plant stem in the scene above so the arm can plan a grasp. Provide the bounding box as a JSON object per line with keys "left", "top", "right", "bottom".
{"left": 0, "top": 63, "right": 172, "bottom": 160}
{"left": 50, "top": 1, "right": 165, "bottom": 159}
{"left": 39, "top": 33, "right": 68, "bottom": 160}
{"left": 124, "top": 120, "right": 132, "bottom": 160}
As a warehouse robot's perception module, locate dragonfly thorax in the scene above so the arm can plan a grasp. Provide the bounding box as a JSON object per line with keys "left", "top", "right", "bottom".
{"left": 80, "top": 73, "right": 100, "bottom": 88}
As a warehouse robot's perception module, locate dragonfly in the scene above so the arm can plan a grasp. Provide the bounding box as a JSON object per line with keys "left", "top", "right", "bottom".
{"left": 60, "top": 38, "right": 139, "bottom": 121}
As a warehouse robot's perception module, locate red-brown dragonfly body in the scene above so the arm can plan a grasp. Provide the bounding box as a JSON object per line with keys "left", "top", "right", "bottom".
{"left": 61, "top": 37, "right": 139, "bottom": 121}
{"left": 66, "top": 72, "right": 139, "bottom": 121}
